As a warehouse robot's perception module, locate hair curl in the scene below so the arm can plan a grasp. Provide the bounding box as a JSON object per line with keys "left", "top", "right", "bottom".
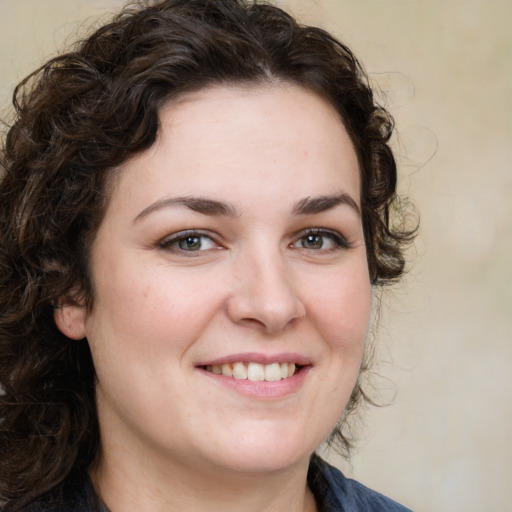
{"left": 0, "top": 0, "right": 415, "bottom": 507}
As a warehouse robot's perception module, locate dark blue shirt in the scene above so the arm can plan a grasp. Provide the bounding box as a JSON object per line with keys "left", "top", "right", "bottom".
{"left": 308, "top": 454, "right": 412, "bottom": 511}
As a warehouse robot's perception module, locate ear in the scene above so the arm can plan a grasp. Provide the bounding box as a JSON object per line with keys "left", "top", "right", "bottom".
{"left": 54, "top": 303, "right": 87, "bottom": 340}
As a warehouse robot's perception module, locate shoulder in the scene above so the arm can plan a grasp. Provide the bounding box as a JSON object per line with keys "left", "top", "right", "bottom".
{"left": 308, "top": 454, "right": 413, "bottom": 512}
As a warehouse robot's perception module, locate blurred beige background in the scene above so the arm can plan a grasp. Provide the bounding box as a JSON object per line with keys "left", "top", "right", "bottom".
{"left": 1, "top": 0, "right": 510, "bottom": 510}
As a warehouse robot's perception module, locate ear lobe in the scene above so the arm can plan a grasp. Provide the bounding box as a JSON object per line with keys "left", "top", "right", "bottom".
{"left": 54, "top": 303, "right": 87, "bottom": 340}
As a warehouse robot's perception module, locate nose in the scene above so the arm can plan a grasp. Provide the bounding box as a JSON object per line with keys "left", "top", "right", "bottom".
{"left": 227, "top": 248, "right": 306, "bottom": 334}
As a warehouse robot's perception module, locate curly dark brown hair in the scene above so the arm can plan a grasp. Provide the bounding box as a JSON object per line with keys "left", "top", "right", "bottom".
{"left": 0, "top": 0, "right": 415, "bottom": 508}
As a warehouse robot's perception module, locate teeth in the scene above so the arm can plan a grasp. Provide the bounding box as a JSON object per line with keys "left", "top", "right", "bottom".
{"left": 264, "top": 362, "right": 282, "bottom": 381}
{"left": 206, "top": 362, "right": 299, "bottom": 381}
{"left": 221, "top": 363, "right": 233, "bottom": 377}
{"left": 232, "top": 362, "right": 247, "bottom": 380}
{"left": 247, "top": 362, "right": 265, "bottom": 381}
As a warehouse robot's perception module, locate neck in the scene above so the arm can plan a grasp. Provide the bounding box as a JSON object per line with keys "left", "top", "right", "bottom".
{"left": 91, "top": 445, "right": 318, "bottom": 512}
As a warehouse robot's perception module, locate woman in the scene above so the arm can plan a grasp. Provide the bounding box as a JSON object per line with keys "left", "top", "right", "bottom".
{"left": 0, "top": 0, "right": 415, "bottom": 510}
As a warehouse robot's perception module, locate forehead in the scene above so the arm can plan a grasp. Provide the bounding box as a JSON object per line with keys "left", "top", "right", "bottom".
{"left": 106, "top": 83, "right": 360, "bottom": 215}
{"left": 159, "top": 83, "right": 351, "bottom": 157}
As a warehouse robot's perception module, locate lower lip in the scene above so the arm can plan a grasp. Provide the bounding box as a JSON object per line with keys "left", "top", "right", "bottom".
{"left": 198, "top": 366, "right": 311, "bottom": 400}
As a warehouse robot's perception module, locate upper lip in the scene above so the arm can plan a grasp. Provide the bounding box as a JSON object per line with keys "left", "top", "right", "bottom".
{"left": 196, "top": 352, "right": 312, "bottom": 367}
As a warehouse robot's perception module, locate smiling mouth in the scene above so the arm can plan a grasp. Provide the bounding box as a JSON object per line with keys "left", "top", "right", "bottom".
{"left": 202, "top": 362, "right": 300, "bottom": 382}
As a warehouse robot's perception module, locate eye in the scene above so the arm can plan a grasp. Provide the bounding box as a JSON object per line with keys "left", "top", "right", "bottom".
{"left": 159, "top": 230, "right": 219, "bottom": 253}
{"left": 291, "top": 229, "right": 349, "bottom": 251}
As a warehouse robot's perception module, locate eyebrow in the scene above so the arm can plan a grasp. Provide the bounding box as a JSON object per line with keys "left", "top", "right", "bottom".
{"left": 133, "top": 192, "right": 360, "bottom": 223}
{"left": 291, "top": 193, "right": 361, "bottom": 217}
{"left": 133, "top": 196, "right": 239, "bottom": 223}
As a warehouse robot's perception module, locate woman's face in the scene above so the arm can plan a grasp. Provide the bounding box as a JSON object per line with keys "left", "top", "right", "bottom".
{"left": 57, "top": 84, "right": 371, "bottom": 476}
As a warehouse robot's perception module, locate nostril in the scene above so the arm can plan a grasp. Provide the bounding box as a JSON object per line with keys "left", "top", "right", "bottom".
{"left": 236, "top": 317, "right": 267, "bottom": 329}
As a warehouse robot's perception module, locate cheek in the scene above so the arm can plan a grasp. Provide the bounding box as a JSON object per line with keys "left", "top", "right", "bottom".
{"left": 303, "top": 267, "right": 371, "bottom": 436}
{"left": 86, "top": 261, "right": 226, "bottom": 358}
{"left": 306, "top": 265, "right": 372, "bottom": 348}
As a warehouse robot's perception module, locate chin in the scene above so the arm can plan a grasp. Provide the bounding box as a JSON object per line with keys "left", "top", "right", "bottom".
{"left": 218, "top": 450, "right": 310, "bottom": 475}
{"left": 204, "top": 427, "right": 318, "bottom": 475}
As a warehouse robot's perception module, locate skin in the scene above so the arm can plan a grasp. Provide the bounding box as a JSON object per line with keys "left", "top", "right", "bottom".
{"left": 55, "top": 83, "right": 372, "bottom": 512}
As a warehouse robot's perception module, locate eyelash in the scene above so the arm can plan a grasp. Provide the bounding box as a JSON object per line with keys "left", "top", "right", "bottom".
{"left": 157, "top": 228, "right": 350, "bottom": 254}
{"left": 291, "top": 228, "right": 350, "bottom": 252}
{"left": 158, "top": 230, "right": 220, "bottom": 253}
